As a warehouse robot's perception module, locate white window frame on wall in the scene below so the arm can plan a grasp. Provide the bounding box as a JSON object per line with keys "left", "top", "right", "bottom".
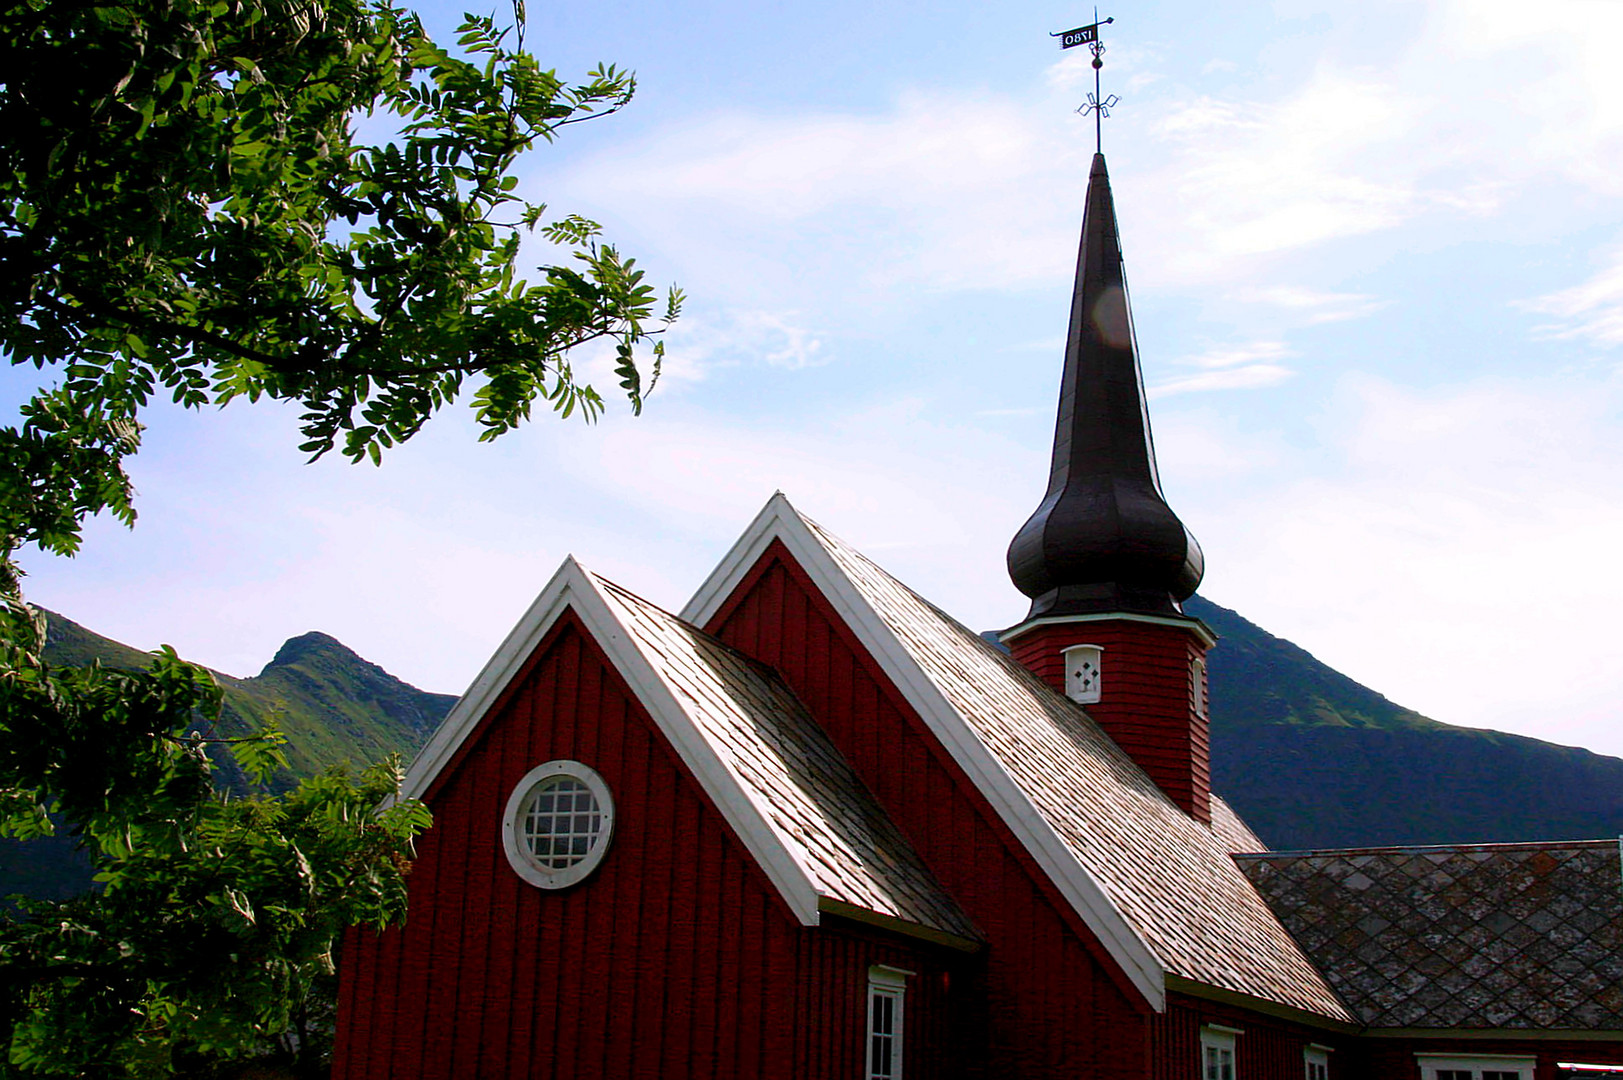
{"left": 1201, "top": 1024, "right": 1241, "bottom": 1080}
{"left": 866, "top": 965, "right": 911, "bottom": 1080}
{"left": 501, "top": 759, "right": 616, "bottom": 890}
{"left": 1415, "top": 1054, "right": 1536, "bottom": 1080}
{"left": 1191, "top": 656, "right": 1209, "bottom": 719}
{"left": 1304, "top": 1044, "right": 1330, "bottom": 1080}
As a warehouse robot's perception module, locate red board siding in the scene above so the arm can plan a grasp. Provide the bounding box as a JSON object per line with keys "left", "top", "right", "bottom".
{"left": 1152, "top": 993, "right": 1353, "bottom": 1080}
{"left": 704, "top": 542, "right": 1153, "bottom": 1079}
{"left": 334, "top": 610, "right": 971, "bottom": 1079}
{"left": 1009, "top": 620, "right": 1211, "bottom": 823}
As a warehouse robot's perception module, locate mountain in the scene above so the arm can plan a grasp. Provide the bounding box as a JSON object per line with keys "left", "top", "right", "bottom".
{"left": 41, "top": 610, "right": 455, "bottom": 786}
{"left": 7, "top": 597, "right": 1623, "bottom": 902}
{"left": 1189, "top": 595, "right": 1623, "bottom": 850}
{"left": 0, "top": 612, "right": 457, "bottom": 901}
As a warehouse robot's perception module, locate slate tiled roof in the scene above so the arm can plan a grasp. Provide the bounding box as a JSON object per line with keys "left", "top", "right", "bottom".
{"left": 1238, "top": 841, "right": 1623, "bottom": 1030}
{"left": 798, "top": 514, "right": 1353, "bottom": 1022}
{"left": 594, "top": 574, "right": 981, "bottom": 944}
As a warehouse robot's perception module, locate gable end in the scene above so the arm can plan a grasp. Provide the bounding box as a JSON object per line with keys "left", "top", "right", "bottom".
{"left": 682, "top": 494, "right": 1168, "bottom": 1011}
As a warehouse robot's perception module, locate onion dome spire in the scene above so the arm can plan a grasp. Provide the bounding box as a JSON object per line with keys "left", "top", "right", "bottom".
{"left": 1006, "top": 153, "right": 1203, "bottom": 620}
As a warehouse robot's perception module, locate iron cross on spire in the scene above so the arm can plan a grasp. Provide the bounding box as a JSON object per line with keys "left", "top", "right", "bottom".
{"left": 1052, "top": 13, "right": 1117, "bottom": 152}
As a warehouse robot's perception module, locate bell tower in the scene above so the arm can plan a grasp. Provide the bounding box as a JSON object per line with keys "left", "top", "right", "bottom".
{"left": 1003, "top": 152, "right": 1217, "bottom": 823}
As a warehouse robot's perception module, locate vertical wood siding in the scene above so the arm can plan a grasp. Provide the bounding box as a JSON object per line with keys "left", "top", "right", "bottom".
{"left": 334, "top": 610, "right": 969, "bottom": 1079}
{"left": 1151, "top": 994, "right": 1353, "bottom": 1080}
{"left": 703, "top": 542, "right": 1153, "bottom": 1079}
{"left": 1010, "top": 620, "right": 1211, "bottom": 823}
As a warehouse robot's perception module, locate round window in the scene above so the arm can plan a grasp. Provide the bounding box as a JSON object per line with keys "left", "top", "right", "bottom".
{"left": 502, "top": 760, "right": 615, "bottom": 889}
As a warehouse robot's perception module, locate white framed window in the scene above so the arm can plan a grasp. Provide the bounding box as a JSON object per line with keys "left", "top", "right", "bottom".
{"left": 502, "top": 760, "right": 615, "bottom": 890}
{"left": 1201, "top": 1025, "right": 1240, "bottom": 1080}
{"left": 1304, "top": 1044, "right": 1330, "bottom": 1080}
{"left": 866, "top": 966, "right": 910, "bottom": 1080}
{"left": 1416, "top": 1055, "right": 1535, "bottom": 1080}
{"left": 1063, "top": 643, "right": 1103, "bottom": 704}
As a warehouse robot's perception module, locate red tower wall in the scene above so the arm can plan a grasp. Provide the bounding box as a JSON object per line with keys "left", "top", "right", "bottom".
{"left": 704, "top": 541, "right": 1154, "bottom": 1079}
{"left": 332, "top": 611, "right": 964, "bottom": 1080}
{"left": 1007, "top": 619, "right": 1211, "bottom": 824}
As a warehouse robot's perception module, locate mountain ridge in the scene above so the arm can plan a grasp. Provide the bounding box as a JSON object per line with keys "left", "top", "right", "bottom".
{"left": 5, "top": 597, "right": 1620, "bottom": 901}
{"left": 1, "top": 611, "right": 460, "bottom": 901}
{"left": 1188, "top": 595, "right": 1623, "bottom": 848}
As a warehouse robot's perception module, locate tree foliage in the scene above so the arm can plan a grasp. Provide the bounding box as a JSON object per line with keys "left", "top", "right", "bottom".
{"left": 0, "top": 0, "right": 675, "bottom": 1073}
{"left": 0, "top": 597, "right": 431, "bottom": 1076}
{"left": 1, "top": 0, "right": 680, "bottom": 560}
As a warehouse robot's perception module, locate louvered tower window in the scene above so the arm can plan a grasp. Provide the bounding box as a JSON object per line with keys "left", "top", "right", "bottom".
{"left": 1063, "top": 644, "right": 1103, "bottom": 704}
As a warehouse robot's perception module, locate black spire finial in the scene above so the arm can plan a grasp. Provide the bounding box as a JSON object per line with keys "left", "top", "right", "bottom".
{"left": 1005, "top": 153, "right": 1204, "bottom": 620}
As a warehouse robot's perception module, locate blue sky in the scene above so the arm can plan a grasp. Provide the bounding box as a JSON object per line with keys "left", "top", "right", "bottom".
{"left": 15, "top": 0, "right": 1623, "bottom": 756}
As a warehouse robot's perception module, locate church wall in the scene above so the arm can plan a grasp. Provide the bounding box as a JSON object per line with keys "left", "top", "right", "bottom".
{"left": 1358, "top": 1036, "right": 1623, "bottom": 1080}
{"left": 1151, "top": 993, "right": 1354, "bottom": 1080}
{"left": 704, "top": 540, "right": 1153, "bottom": 1080}
{"left": 333, "top": 611, "right": 963, "bottom": 1080}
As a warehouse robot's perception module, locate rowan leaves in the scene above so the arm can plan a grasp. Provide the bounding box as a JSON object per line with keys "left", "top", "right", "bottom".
{"left": 0, "top": 0, "right": 678, "bottom": 552}
{"left": 0, "top": 0, "right": 666, "bottom": 1072}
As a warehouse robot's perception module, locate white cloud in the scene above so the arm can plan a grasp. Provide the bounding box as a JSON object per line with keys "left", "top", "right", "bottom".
{"left": 571, "top": 307, "right": 827, "bottom": 393}
{"left": 549, "top": 3, "right": 1623, "bottom": 316}
{"left": 1147, "top": 341, "right": 1295, "bottom": 397}
{"left": 1238, "top": 286, "right": 1386, "bottom": 325}
{"left": 1179, "top": 341, "right": 1294, "bottom": 370}
{"left": 1525, "top": 239, "right": 1623, "bottom": 346}
{"left": 1149, "top": 365, "right": 1294, "bottom": 398}
{"left": 558, "top": 91, "right": 1087, "bottom": 296}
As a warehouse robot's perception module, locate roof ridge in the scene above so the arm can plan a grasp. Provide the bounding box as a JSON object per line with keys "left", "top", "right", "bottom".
{"left": 594, "top": 565, "right": 981, "bottom": 942}
{"left": 1238, "top": 837, "right": 1621, "bottom": 859}
{"left": 792, "top": 508, "right": 1353, "bottom": 1021}
{"left": 591, "top": 571, "right": 797, "bottom": 685}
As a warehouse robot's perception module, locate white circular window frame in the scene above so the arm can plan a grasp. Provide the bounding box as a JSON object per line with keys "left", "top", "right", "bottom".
{"left": 502, "top": 760, "right": 616, "bottom": 890}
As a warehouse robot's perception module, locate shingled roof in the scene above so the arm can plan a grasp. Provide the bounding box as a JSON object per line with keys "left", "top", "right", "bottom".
{"left": 402, "top": 556, "right": 978, "bottom": 948}
{"left": 776, "top": 505, "right": 1353, "bottom": 1021}
{"left": 1238, "top": 840, "right": 1623, "bottom": 1030}
{"left": 593, "top": 574, "right": 981, "bottom": 945}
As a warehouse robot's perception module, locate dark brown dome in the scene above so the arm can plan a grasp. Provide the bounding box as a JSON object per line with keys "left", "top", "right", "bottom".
{"left": 1007, "top": 153, "right": 1203, "bottom": 619}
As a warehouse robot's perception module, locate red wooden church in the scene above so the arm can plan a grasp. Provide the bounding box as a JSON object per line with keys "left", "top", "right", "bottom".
{"left": 333, "top": 153, "right": 1623, "bottom": 1080}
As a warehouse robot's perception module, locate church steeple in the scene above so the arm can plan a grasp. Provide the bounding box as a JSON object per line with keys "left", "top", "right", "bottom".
{"left": 1006, "top": 152, "right": 1203, "bottom": 620}
{"left": 1001, "top": 149, "right": 1216, "bottom": 824}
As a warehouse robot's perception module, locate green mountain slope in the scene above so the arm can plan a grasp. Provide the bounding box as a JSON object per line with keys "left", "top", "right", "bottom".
{"left": 1189, "top": 595, "right": 1623, "bottom": 849}
{"left": 1, "top": 612, "right": 456, "bottom": 901}
{"left": 41, "top": 611, "right": 454, "bottom": 782}
{"left": 10, "top": 598, "right": 1623, "bottom": 899}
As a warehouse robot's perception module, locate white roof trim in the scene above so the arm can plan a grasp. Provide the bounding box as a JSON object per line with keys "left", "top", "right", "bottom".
{"left": 400, "top": 556, "right": 823, "bottom": 927}
{"left": 681, "top": 493, "right": 1167, "bottom": 1010}
{"left": 1001, "top": 611, "right": 1218, "bottom": 649}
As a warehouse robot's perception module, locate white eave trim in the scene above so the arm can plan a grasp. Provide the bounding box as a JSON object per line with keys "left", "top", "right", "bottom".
{"left": 400, "top": 555, "right": 823, "bottom": 927}
{"left": 1001, "top": 611, "right": 1218, "bottom": 649}
{"left": 681, "top": 493, "right": 1168, "bottom": 1010}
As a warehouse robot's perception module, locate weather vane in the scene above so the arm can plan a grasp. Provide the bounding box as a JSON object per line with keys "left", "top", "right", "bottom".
{"left": 1052, "top": 11, "right": 1117, "bottom": 153}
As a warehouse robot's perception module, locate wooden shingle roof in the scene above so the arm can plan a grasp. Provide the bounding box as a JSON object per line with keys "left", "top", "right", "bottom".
{"left": 790, "top": 508, "right": 1352, "bottom": 1020}
{"left": 401, "top": 556, "right": 977, "bottom": 947}
{"left": 594, "top": 575, "right": 980, "bottom": 945}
